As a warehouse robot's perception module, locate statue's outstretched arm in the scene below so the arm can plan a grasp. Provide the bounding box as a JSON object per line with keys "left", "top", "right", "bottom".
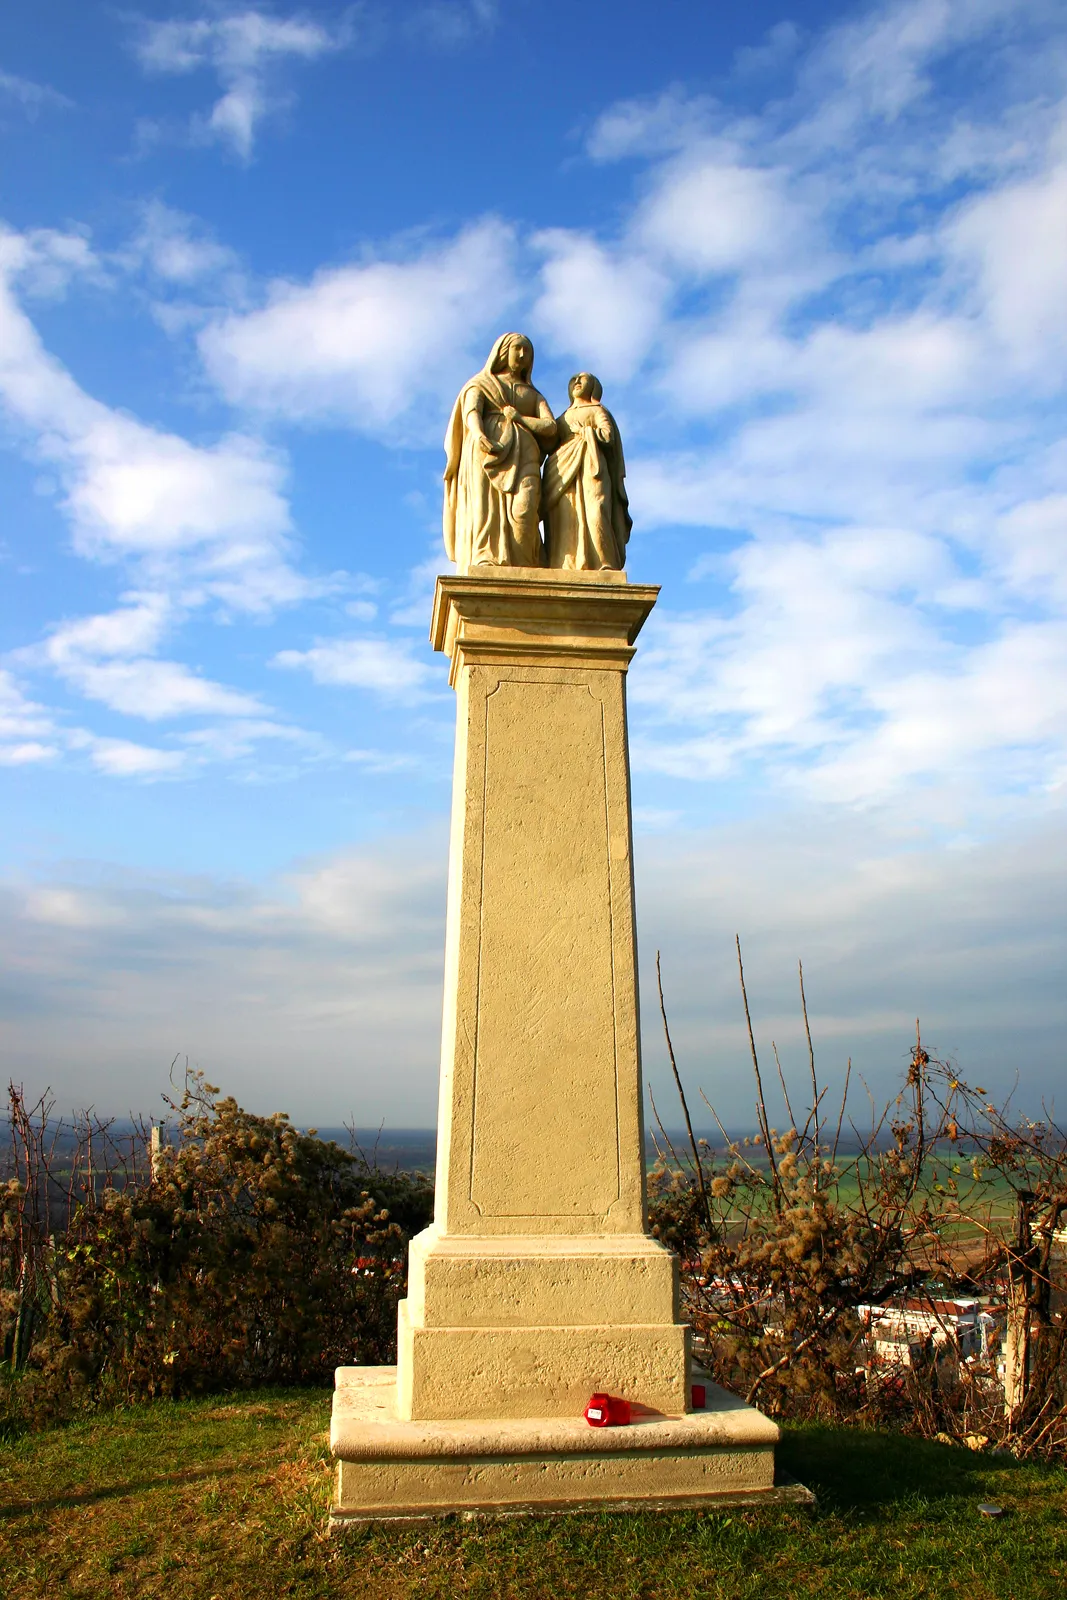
{"left": 463, "top": 389, "right": 497, "bottom": 454}
{"left": 523, "top": 394, "right": 558, "bottom": 449}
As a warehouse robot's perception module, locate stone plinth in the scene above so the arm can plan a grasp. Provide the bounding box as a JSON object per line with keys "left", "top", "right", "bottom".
{"left": 330, "top": 568, "right": 788, "bottom": 1520}
{"left": 330, "top": 1367, "right": 797, "bottom": 1524}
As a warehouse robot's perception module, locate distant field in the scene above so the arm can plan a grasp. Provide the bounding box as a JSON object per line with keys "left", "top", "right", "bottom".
{"left": 1, "top": 1390, "right": 1064, "bottom": 1598}
{"left": 20, "top": 1123, "right": 1022, "bottom": 1251}
{"left": 328, "top": 1129, "right": 1021, "bottom": 1257}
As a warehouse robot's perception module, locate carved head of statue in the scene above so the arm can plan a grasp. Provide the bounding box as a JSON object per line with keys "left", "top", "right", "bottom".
{"left": 568, "top": 372, "right": 603, "bottom": 403}
{"left": 489, "top": 332, "right": 534, "bottom": 383}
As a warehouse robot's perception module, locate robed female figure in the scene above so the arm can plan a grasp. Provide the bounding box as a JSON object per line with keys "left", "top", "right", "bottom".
{"left": 443, "top": 333, "right": 557, "bottom": 571}
{"left": 542, "top": 372, "right": 631, "bottom": 571}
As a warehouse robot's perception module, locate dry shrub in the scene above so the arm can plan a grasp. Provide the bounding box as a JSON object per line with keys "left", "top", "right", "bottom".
{"left": 649, "top": 943, "right": 1067, "bottom": 1459}
{"left": 0, "top": 1071, "right": 432, "bottom": 1432}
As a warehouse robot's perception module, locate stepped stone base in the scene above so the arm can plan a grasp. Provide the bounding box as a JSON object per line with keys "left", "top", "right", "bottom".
{"left": 329, "top": 1366, "right": 802, "bottom": 1525}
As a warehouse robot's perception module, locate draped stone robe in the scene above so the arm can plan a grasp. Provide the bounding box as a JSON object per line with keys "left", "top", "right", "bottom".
{"left": 542, "top": 400, "right": 631, "bottom": 571}
{"left": 443, "top": 355, "right": 556, "bottom": 572}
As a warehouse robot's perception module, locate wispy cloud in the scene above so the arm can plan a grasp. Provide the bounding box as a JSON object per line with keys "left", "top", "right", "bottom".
{"left": 552, "top": 0, "right": 1067, "bottom": 814}
{"left": 531, "top": 231, "right": 670, "bottom": 384}
{"left": 0, "top": 836, "right": 449, "bottom": 1118}
{"left": 122, "top": 199, "right": 243, "bottom": 289}
{"left": 0, "top": 222, "right": 333, "bottom": 775}
{"left": 198, "top": 219, "right": 517, "bottom": 435}
{"left": 0, "top": 670, "right": 58, "bottom": 766}
{"left": 67, "top": 732, "right": 187, "bottom": 778}
{"left": 131, "top": 6, "right": 350, "bottom": 160}
{"left": 0, "top": 68, "right": 73, "bottom": 117}
{"left": 0, "top": 224, "right": 307, "bottom": 614}
{"left": 405, "top": 0, "right": 499, "bottom": 49}
{"left": 180, "top": 0, "right": 1067, "bottom": 817}
{"left": 636, "top": 803, "right": 1067, "bottom": 1122}
{"left": 274, "top": 635, "right": 434, "bottom": 701}
{"left": 3, "top": 802, "right": 1065, "bottom": 1120}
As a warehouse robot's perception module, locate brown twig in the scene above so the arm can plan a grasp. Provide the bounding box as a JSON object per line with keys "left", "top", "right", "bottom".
{"left": 656, "top": 951, "right": 710, "bottom": 1218}
{"left": 736, "top": 936, "right": 780, "bottom": 1204}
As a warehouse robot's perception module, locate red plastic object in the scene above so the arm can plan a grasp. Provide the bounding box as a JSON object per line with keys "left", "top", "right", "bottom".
{"left": 584, "top": 1392, "right": 631, "bottom": 1427}
{"left": 691, "top": 1384, "right": 707, "bottom": 1410}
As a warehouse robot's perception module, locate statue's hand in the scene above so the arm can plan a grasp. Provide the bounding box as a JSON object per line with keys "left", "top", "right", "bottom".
{"left": 477, "top": 430, "right": 499, "bottom": 455}
{"left": 500, "top": 405, "right": 519, "bottom": 424}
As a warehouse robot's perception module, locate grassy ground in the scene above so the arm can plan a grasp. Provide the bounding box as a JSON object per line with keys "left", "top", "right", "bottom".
{"left": 1, "top": 1389, "right": 1064, "bottom": 1599}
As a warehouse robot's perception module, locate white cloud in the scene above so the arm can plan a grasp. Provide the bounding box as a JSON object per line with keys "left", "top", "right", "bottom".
{"left": 72, "top": 734, "right": 187, "bottom": 778}
{"left": 179, "top": 718, "right": 319, "bottom": 761}
{"left": 199, "top": 219, "right": 518, "bottom": 433}
{"left": 532, "top": 231, "right": 670, "bottom": 381}
{"left": 2, "top": 805, "right": 1065, "bottom": 1122}
{"left": 407, "top": 1, "right": 499, "bottom": 48}
{"left": 0, "top": 69, "right": 72, "bottom": 116}
{"left": 132, "top": 7, "right": 345, "bottom": 160}
{"left": 992, "top": 495, "right": 1067, "bottom": 605}
{"left": 124, "top": 200, "right": 242, "bottom": 288}
{"left": 275, "top": 636, "right": 433, "bottom": 700}
{"left": 586, "top": 86, "right": 716, "bottom": 162}
{"left": 0, "top": 742, "right": 55, "bottom": 766}
{"left": 631, "top": 524, "right": 956, "bottom": 775}
{"left": 539, "top": 0, "right": 1065, "bottom": 818}
{"left": 0, "top": 224, "right": 101, "bottom": 299}
{"left": 0, "top": 227, "right": 306, "bottom": 614}
{"left": 947, "top": 156, "right": 1067, "bottom": 370}
{"left": 800, "top": 0, "right": 1022, "bottom": 131}
{"left": 636, "top": 802, "right": 1067, "bottom": 1123}
{"left": 3, "top": 642, "right": 253, "bottom": 774}
{"left": 43, "top": 593, "right": 172, "bottom": 664}
{"left": 33, "top": 596, "right": 264, "bottom": 721}
{"left": 0, "top": 835, "right": 449, "bottom": 1121}
{"left": 635, "top": 146, "right": 816, "bottom": 277}
{"left": 733, "top": 20, "right": 803, "bottom": 80}
{"left": 344, "top": 747, "right": 417, "bottom": 773}
{"left": 0, "top": 669, "right": 58, "bottom": 764}
{"left": 808, "top": 620, "right": 1067, "bottom": 802}
{"left": 63, "top": 659, "right": 262, "bottom": 722}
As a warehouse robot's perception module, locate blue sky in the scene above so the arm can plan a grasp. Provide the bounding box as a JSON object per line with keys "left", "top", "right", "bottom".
{"left": 1, "top": 0, "right": 1065, "bottom": 1126}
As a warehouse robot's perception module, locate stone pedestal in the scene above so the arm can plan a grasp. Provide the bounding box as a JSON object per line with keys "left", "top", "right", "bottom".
{"left": 330, "top": 568, "right": 785, "bottom": 1521}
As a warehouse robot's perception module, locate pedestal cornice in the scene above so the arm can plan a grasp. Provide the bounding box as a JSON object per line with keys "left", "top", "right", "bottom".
{"left": 430, "top": 568, "right": 660, "bottom": 684}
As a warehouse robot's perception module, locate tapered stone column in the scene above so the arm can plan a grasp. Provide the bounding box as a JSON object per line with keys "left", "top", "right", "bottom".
{"left": 398, "top": 568, "right": 684, "bottom": 1421}
{"left": 329, "top": 568, "right": 788, "bottom": 1523}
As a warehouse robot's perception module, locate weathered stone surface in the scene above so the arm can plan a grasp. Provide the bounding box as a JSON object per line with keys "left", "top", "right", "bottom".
{"left": 397, "top": 1303, "right": 689, "bottom": 1421}
{"left": 332, "top": 1367, "right": 780, "bottom": 1521}
{"left": 329, "top": 567, "right": 784, "bottom": 1517}
{"left": 543, "top": 372, "right": 630, "bottom": 571}
{"left": 443, "top": 334, "right": 556, "bottom": 572}
{"left": 405, "top": 1231, "right": 679, "bottom": 1328}
{"left": 424, "top": 570, "right": 659, "bottom": 1246}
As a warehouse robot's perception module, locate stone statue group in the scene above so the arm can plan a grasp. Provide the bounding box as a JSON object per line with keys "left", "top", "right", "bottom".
{"left": 443, "top": 332, "right": 631, "bottom": 574}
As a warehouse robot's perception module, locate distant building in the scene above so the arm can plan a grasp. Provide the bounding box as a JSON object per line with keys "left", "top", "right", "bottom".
{"left": 857, "top": 1297, "right": 1000, "bottom": 1367}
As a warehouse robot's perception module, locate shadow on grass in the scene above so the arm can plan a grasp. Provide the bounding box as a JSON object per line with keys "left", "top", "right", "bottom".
{"left": 778, "top": 1424, "right": 1033, "bottom": 1514}
{"left": 0, "top": 1462, "right": 244, "bottom": 1519}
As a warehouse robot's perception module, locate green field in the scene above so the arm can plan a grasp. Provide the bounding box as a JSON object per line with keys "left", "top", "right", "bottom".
{"left": 653, "top": 1145, "right": 1023, "bottom": 1253}
{"left": 1, "top": 1389, "right": 1064, "bottom": 1598}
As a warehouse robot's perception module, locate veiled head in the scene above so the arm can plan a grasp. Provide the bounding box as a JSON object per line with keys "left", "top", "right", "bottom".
{"left": 488, "top": 332, "right": 534, "bottom": 382}
{"left": 568, "top": 372, "right": 603, "bottom": 402}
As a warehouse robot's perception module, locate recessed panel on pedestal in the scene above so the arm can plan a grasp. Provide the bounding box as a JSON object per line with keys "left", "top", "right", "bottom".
{"left": 469, "top": 674, "right": 621, "bottom": 1219}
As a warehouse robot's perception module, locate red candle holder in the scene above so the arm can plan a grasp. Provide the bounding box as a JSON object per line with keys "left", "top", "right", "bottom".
{"left": 584, "top": 1392, "right": 631, "bottom": 1427}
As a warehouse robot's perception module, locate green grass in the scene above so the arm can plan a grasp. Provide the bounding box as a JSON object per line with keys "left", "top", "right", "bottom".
{"left": 1, "top": 1389, "right": 1065, "bottom": 1598}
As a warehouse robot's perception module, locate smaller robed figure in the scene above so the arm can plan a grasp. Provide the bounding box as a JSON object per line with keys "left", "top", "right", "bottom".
{"left": 542, "top": 372, "right": 631, "bottom": 571}
{"left": 443, "top": 333, "right": 557, "bottom": 572}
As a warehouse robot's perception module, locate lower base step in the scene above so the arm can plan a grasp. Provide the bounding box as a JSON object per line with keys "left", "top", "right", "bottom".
{"left": 330, "top": 1365, "right": 807, "bottom": 1526}
{"left": 330, "top": 1480, "right": 814, "bottom": 1527}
